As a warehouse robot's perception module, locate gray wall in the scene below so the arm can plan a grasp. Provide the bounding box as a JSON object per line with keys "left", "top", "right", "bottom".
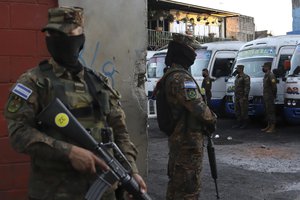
{"left": 59, "top": 0, "right": 149, "bottom": 177}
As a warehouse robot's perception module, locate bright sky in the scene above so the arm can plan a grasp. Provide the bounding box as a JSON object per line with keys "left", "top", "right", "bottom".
{"left": 172, "top": 0, "right": 293, "bottom": 35}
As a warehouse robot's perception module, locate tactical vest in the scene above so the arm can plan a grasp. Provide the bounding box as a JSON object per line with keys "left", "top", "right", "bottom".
{"left": 34, "top": 61, "right": 115, "bottom": 171}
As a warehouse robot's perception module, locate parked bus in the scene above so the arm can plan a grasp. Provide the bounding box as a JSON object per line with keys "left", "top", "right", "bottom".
{"left": 225, "top": 35, "right": 300, "bottom": 118}
{"left": 284, "top": 42, "right": 300, "bottom": 123}
{"left": 145, "top": 40, "right": 245, "bottom": 117}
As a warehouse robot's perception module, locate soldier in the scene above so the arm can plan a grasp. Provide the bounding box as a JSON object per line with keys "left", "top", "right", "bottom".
{"left": 232, "top": 65, "right": 250, "bottom": 129}
{"left": 261, "top": 62, "right": 277, "bottom": 133}
{"left": 163, "top": 33, "right": 217, "bottom": 200}
{"left": 4, "top": 7, "right": 146, "bottom": 200}
{"left": 201, "top": 68, "right": 213, "bottom": 107}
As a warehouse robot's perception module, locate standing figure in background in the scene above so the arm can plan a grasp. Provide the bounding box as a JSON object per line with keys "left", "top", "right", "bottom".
{"left": 232, "top": 65, "right": 250, "bottom": 129}
{"left": 201, "top": 68, "right": 213, "bottom": 107}
{"left": 261, "top": 62, "right": 277, "bottom": 133}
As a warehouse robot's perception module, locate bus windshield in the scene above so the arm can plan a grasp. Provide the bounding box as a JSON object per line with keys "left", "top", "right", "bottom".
{"left": 147, "top": 49, "right": 212, "bottom": 78}
{"left": 289, "top": 45, "right": 300, "bottom": 76}
{"left": 233, "top": 57, "right": 274, "bottom": 77}
{"left": 190, "top": 49, "right": 212, "bottom": 77}
{"left": 237, "top": 47, "right": 276, "bottom": 59}
{"left": 147, "top": 56, "right": 166, "bottom": 78}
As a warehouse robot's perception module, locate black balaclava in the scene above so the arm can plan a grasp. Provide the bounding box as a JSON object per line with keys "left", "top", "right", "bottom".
{"left": 165, "top": 41, "right": 196, "bottom": 69}
{"left": 46, "top": 34, "right": 85, "bottom": 73}
{"left": 202, "top": 70, "right": 208, "bottom": 77}
{"left": 262, "top": 67, "right": 268, "bottom": 73}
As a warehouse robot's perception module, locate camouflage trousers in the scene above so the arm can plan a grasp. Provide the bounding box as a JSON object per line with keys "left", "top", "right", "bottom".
{"left": 166, "top": 135, "right": 204, "bottom": 200}
{"left": 234, "top": 97, "right": 249, "bottom": 121}
{"left": 263, "top": 96, "right": 276, "bottom": 123}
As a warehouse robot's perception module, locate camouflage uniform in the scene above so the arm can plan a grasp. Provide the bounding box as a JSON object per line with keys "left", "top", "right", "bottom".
{"left": 4, "top": 7, "right": 138, "bottom": 200}
{"left": 165, "top": 64, "right": 216, "bottom": 200}
{"left": 263, "top": 71, "right": 277, "bottom": 124}
{"left": 234, "top": 72, "right": 250, "bottom": 123}
{"left": 164, "top": 34, "right": 217, "bottom": 200}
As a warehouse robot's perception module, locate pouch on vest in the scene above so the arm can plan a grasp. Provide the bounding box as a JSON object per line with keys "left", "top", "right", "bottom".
{"left": 155, "top": 80, "right": 175, "bottom": 136}
{"left": 155, "top": 69, "right": 189, "bottom": 136}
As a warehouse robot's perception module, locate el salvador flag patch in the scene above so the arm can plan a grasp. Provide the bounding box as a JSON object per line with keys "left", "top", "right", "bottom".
{"left": 184, "top": 81, "right": 197, "bottom": 89}
{"left": 12, "top": 83, "right": 33, "bottom": 100}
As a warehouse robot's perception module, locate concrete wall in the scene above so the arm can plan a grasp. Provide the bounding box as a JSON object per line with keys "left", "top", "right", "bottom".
{"left": 59, "top": 0, "right": 149, "bottom": 177}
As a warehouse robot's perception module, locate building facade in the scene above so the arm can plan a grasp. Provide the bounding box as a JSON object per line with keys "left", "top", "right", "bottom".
{"left": 226, "top": 15, "right": 255, "bottom": 41}
{"left": 148, "top": 0, "right": 256, "bottom": 50}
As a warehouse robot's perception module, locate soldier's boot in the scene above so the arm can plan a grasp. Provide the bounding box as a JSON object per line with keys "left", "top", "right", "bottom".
{"left": 266, "top": 123, "right": 275, "bottom": 133}
{"left": 232, "top": 121, "right": 242, "bottom": 128}
{"left": 261, "top": 123, "right": 270, "bottom": 132}
{"left": 239, "top": 120, "right": 248, "bottom": 129}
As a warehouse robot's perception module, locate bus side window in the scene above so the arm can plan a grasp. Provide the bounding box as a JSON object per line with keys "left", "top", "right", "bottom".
{"left": 147, "top": 63, "right": 157, "bottom": 78}
{"left": 276, "top": 54, "right": 291, "bottom": 77}
{"left": 212, "top": 58, "right": 233, "bottom": 78}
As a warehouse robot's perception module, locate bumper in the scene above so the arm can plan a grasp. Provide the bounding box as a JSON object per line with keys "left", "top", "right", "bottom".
{"left": 284, "top": 107, "right": 300, "bottom": 124}
{"left": 225, "top": 102, "right": 265, "bottom": 116}
{"left": 210, "top": 99, "right": 223, "bottom": 110}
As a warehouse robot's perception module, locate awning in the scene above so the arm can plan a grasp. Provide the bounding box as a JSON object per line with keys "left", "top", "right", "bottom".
{"left": 149, "top": 0, "right": 240, "bottom": 17}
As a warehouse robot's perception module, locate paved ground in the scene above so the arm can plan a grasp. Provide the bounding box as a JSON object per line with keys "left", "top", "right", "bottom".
{"left": 146, "top": 117, "right": 300, "bottom": 200}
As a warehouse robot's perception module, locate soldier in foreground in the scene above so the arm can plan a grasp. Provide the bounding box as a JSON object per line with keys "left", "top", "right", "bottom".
{"left": 232, "top": 65, "right": 250, "bottom": 129}
{"left": 261, "top": 62, "right": 277, "bottom": 133}
{"left": 161, "top": 34, "right": 217, "bottom": 200}
{"left": 4, "top": 7, "right": 146, "bottom": 200}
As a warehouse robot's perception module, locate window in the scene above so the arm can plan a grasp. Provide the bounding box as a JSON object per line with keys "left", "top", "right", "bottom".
{"left": 212, "top": 58, "right": 234, "bottom": 78}
{"left": 147, "top": 56, "right": 166, "bottom": 78}
{"left": 277, "top": 54, "right": 291, "bottom": 77}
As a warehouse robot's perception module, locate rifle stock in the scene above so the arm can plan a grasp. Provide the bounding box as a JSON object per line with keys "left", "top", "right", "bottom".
{"left": 37, "top": 98, "right": 152, "bottom": 200}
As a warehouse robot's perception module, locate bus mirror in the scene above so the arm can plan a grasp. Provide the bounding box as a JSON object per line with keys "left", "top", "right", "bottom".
{"left": 283, "top": 60, "right": 291, "bottom": 71}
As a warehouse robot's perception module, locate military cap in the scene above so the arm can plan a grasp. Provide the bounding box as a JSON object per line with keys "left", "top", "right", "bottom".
{"left": 172, "top": 33, "right": 201, "bottom": 49}
{"left": 42, "top": 7, "right": 84, "bottom": 34}
{"left": 262, "top": 62, "right": 272, "bottom": 69}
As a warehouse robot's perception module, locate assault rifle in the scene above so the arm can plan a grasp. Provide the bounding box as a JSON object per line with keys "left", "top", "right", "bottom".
{"left": 207, "top": 134, "right": 220, "bottom": 199}
{"left": 37, "top": 98, "right": 152, "bottom": 200}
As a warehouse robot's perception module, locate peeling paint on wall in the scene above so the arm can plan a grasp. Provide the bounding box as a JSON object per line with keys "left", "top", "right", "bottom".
{"left": 59, "top": 0, "right": 149, "bottom": 177}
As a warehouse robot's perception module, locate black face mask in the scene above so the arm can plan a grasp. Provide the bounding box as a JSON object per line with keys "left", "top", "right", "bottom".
{"left": 262, "top": 68, "right": 267, "bottom": 73}
{"left": 202, "top": 73, "right": 207, "bottom": 77}
{"left": 46, "top": 34, "right": 85, "bottom": 73}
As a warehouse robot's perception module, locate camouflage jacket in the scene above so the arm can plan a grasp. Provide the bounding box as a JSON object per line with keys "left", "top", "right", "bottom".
{"left": 165, "top": 65, "right": 216, "bottom": 136}
{"left": 201, "top": 76, "right": 212, "bottom": 100}
{"left": 234, "top": 73, "right": 250, "bottom": 98}
{"left": 4, "top": 59, "right": 138, "bottom": 199}
{"left": 263, "top": 71, "right": 277, "bottom": 99}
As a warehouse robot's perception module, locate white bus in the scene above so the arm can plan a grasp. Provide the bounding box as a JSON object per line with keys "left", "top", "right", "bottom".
{"left": 145, "top": 40, "right": 245, "bottom": 117}
{"left": 284, "top": 42, "right": 300, "bottom": 124}
{"left": 225, "top": 35, "right": 300, "bottom": 118}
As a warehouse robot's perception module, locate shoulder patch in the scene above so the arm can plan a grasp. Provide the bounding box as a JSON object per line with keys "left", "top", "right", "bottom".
{"left": 12, "top": 83, "right": 32, "bottom": 100}
{"left": 271, "top": 79, "right": 276, "bottom": 83}
{"left": 7, "top": 95, "right": 24, "bottom": 113}
{"left": 184, "top": 81, "right": 197, "bottom": 89}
